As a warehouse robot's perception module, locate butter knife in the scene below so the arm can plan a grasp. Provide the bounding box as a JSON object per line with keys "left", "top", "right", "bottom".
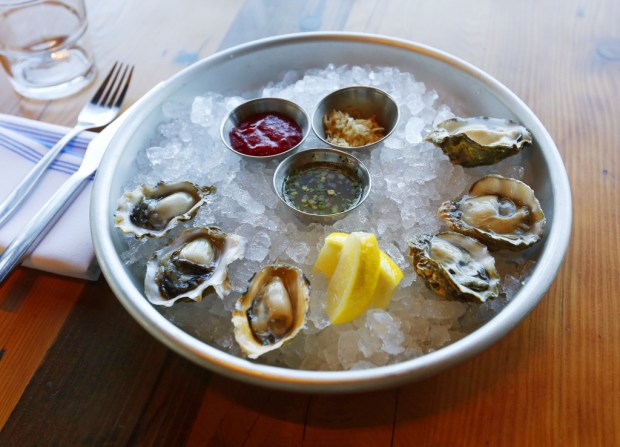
{"left": 0, "top": 112, "right": 128, "bottom": 284}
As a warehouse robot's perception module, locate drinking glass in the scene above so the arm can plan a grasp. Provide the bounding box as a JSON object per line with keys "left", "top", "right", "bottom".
{"left": 0, "top": 0, "right": 96, "bottom": 100}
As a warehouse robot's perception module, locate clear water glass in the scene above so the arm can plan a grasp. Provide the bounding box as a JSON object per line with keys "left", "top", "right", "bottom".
{"left": 0, "top": 0, "right": 96, "bottom": 100}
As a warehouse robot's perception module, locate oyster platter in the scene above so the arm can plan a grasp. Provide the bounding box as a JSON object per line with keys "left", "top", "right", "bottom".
{"left": 110, "top": 62, "right": 548, "bottom": 372}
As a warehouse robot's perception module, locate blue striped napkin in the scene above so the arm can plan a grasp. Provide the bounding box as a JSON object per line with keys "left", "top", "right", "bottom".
{"left": 0, "top": 114, "right": 100, "bottom": 280}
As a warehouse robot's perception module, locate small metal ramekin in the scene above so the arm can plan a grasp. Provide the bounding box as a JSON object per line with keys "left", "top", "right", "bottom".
{"left": 312, "top": 86, "right": 399, "bottom": 150}
{"left": 221, "top": 97, "right": 310, "bottom": 160}
{"left": 273, "top": 147, "right": 371, "bottom": 222}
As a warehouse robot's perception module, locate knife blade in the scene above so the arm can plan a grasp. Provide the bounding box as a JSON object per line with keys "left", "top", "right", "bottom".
{"left": 0, "top": 111, "right": 128, "bottom": 284}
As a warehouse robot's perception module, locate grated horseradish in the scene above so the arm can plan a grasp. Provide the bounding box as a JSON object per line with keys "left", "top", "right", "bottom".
{"left": 323, "top": 109, "right": 385, "bottom": 147}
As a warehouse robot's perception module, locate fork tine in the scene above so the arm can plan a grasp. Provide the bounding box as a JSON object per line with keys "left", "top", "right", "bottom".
{"left": 99, "top": 63, "right": 124, "bottom": 106}
{"left": 0, "top": 59, "right": 134, "bottom": 232}
{"left": 113, "top": 65, "right": 134, "bottom": 108}
{"left": 91, "top": 61, "right": 119, "bottom": 105}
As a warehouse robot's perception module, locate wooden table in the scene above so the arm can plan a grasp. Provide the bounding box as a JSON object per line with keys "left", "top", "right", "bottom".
{"left": 1, "top": 0, "right": 618, "bottom": 445}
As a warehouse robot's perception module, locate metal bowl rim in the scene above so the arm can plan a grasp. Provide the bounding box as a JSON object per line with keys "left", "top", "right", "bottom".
{"left": 91, "top": 31, "right": 572, "bottom": 393}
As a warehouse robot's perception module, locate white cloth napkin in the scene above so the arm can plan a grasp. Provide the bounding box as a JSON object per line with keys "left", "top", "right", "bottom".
{"left": 0, "top": 114, "right": 100, "bottom": 280}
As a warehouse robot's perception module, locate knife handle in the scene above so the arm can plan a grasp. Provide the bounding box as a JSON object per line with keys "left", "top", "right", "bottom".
{"left": 0, "top": 170, "right": 90, "bottom": 284}
{"left": 0, "top": 125, "right": 86, "bottom": 227}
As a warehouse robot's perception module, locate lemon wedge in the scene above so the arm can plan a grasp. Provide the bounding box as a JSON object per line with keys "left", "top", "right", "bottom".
{"left": 313, "top": 232, "right": 349, "bottom": 276}
{"left": 325, "top": 232, "right": 381, "bottom": 324}
{"left": 315, "top": 232, "right": 404, "bottom": 314}
{"left": 372, "top": 253, "right": 404, "bottom": 309}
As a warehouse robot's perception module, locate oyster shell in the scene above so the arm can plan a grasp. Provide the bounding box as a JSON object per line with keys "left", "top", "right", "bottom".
{"left": 144, "top": 226, "right": 244, "bottom": 307}
{"left": 438, "top": 175, "right": 545, "bottom": 250}
{"left": 426, "top": 116, "right": 532, "bottom": 167}
{"left": 232, "top": 264, "right": 310, "bottom": 359}
{"left": 408, "top": 232, "right": 500, "bottom": 302}
{"left": 115, "top": 181, "right": 215, "bottom": 239}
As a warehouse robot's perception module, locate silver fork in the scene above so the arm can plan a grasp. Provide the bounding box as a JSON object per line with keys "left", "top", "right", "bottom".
{"left": 0, "top": 62, "right": 134, "bottom": 226}
{"left": 0, "top": 63, "right": 133, "bottom": 284}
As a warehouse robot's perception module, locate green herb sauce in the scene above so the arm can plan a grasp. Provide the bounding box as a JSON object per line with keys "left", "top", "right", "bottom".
{"left": 283, "top": 162, "right": 363, "bottom": 215}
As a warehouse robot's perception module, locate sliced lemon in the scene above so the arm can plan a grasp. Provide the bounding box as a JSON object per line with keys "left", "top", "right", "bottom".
{"left": 313, "top": 232, "right": 349, "bottom": 276}
{"left": 371, "top": 253, "right": 404, "bottom": 309}
{"left": 325, "top": 232, "right": 381, "bottom": 324}
{"left": 315, "top": 232, "right": 404, "bottom": 311}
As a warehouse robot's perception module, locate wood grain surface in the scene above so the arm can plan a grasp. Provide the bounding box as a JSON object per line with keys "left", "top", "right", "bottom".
{"left": 1, "top": 0, "right": 618, "bottom": 445}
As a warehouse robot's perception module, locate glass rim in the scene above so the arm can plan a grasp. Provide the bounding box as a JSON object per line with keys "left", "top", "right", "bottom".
{"left": 0, "top": 0, "right": 79, "bottom": 6}
{"left": 0, "top": 0, "right": 37, "bottom": 5}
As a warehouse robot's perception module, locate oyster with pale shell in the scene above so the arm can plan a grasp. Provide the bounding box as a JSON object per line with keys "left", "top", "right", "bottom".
{"left": 115, "top": 181, "right": 215, "bottom": 239}
{"left": 232, "top": 264, "right": 310, "bottom": 359}
{"left": 408, "top": 232, "right": 500, "bottom": 303}
{"left": 438, "top": 175, "right": 545, "bottom": 251}
{"left": 426, "top": 116, "right": 532, "bottom": 167}
{"left": 144, "top": 226, "right": 244, "bottom": 307}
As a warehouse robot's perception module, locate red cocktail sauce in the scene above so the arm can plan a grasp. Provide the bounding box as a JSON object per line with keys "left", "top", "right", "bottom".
{"left": 229, "top": 112, "right": 303, "bottom": 156}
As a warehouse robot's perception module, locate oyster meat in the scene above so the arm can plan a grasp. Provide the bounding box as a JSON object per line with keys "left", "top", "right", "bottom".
{"left": 426, "top": 116, "right": 532, "bottom": 167}
{"left": 232, "top": 264, "right": 310, "bottom": 359}
{"left": 115, "top": 181, "right": 215, "bottom": 239}
{"left": 408, "top": 232, "right": 500, "bottom": 302}
{"left": 438, "top": 175, "right": 545, "bottom": 250}
{"left": 144, "top": 226, "right": 244, "bottom": 307}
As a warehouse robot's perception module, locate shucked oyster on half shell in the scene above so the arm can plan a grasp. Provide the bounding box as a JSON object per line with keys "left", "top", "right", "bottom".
{"left": 145, "top": 226, "right": 245, "bottom": 307}
{"left": 232, "top": 264, "right": 310, "bottom": 359}
{"left": 438, "top": 175, "right": 546, "bottom": 251}
{"left": 115, "top": 181, "right": 215, "bottom": 239}
{"left": 408, "top": 232, "right": 500, "bottom": 303}
{"left": 426, "top": 116, "right": 532, "bottom": 167}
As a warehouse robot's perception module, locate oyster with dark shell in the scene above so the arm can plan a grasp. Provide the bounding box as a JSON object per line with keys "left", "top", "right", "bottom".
{"left": 426, "top": 116, "right": 532, "bottom": 167}
{"left": 438, "top": 175, "right": 545, "bottom": 250}
{"left": 144, "top": 226, "right": 244, "bottom": 307}
{"left": 408, "top": 232, "right": 500, "bottom": 302}
{"left": 232, "top": 264, "right": 310, "bottom": 359}
{"left": 115, "top": 181, "right": 215, "bottom": 239}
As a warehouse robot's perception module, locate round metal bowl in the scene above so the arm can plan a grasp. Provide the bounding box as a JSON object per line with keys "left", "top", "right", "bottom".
{"left": 273, "top": 148, "right": 371, "bottom": 222}
{"left": 221, "top": 97, "right": 310, "bottom": 160}
{"left": 312, "top": 86, "right": 399, "bottom": 150}
{"left": 91, "top": 32, "right": 572, "bottom": 393}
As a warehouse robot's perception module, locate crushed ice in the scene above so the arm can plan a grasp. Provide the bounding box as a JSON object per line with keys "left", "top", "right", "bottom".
{"left": 118, "top": 64, "right": 536, "bottom": 371}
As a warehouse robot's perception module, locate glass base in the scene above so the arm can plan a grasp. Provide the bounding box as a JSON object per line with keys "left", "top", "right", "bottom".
{"left": 9, "top": 61, "right": 97, "bottom": 100}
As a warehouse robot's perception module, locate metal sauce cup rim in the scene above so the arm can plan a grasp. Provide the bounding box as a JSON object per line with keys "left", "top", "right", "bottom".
{"left": 312, "top": 85, "right": 400, "bottom": 150}
{"left": 221, "top": 97, "right": 310, "bottom": 160}
{"left": 273, "top": 147, "right": 372, "bottom": 220}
